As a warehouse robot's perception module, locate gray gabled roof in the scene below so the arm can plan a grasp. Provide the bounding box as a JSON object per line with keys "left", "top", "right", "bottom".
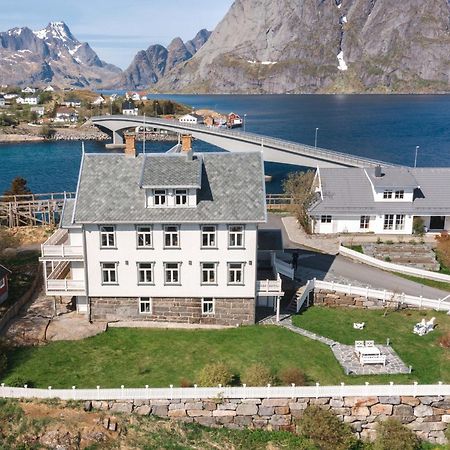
{"left": 60, "top": 199, "right": 78, "bottom": 228}
{"left": 365, "top": 167, "right": 418, "bottom": 189}
{"left": 72, "top": 152, "right": 266, "bottom": 224}
{"left": 310, "top": 167, "right": 450, "bottom": 216}
{"left": 140, "top": 154, "right": 202, "bottom": 188}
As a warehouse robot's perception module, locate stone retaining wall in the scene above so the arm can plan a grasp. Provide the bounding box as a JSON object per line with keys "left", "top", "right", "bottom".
{"left": 88, "top": 395, "right": 449, "bottom": 444}
{"left": 313, "top": 289, "right": 414, "bottom": 309}
{"left": 90, "top": 297, "right": 255, "bottom": 326}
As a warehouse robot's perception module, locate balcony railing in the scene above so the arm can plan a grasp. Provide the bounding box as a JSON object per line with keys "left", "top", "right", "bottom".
{"left": 256, "top": 275, "right": 284, "bottom": 296}
{"left": 41, "top": 229, "right": 84, "bottom": 259}
{"left": 46, "top": 279, "right": 85, "bottom": 294}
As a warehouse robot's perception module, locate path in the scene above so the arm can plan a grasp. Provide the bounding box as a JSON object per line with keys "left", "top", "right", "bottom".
{"left": 265, "top": 214, "right": 450, "bottom": 300}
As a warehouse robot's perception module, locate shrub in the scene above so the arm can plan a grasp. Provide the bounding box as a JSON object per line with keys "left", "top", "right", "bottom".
{"left": 278, "top": 367, "right": 306, "bottom": 386}
{"left": 241, "top": 363, "right": 273, "bottom": 386}
{"left": 374, "top": 418, "right": 420, "bottom": 450}
{"left": 197, "top": 362, "right": 233, "bottom": 387}
{"left": 413, "top": 217, "right": 425, "bottom": 236}
{"left": 384, "top": 256, "right": 391, "bottom": 262}
{"left": 298, "top": 405, "right": 357, "bottom": 450}
{"left": 438, "top": 332, "right": 450, "bottom": 348}
{"left": 179, "top": 377, "right": 193, "bottom": 388}
{"left": 5, "top": 375, "right": 35, "bottom": 388}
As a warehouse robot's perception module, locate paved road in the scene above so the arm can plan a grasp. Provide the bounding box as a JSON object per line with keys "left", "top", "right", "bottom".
{"left": 262, "top": 214, "right": 450, "bottom": 300}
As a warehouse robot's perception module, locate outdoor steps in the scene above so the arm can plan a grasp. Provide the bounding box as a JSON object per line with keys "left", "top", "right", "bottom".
{"left": 285, "top": 285, "right": 308, "bottom": 313}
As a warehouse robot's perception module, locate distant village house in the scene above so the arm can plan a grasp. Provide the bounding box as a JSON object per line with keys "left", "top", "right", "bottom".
{"left": 122, "top": 100, "right": 139, "bottom": 116}
{"left": 55, "top": 106, "right": 79, "bottom": 123}
{"left": 179, "top": 113, "right": 204, "bottom": 125}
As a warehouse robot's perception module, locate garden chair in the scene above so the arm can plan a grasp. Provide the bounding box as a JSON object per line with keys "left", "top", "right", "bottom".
{"left": 354, "top": 341, "right": 364, "bottom": 354}
{"left": 353, "top": 322, "right": 365, "bottom": 330}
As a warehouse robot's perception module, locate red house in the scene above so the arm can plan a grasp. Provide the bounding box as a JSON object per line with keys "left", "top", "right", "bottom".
{"left": 0, "top": 265, "right": 11, "bottom": 304}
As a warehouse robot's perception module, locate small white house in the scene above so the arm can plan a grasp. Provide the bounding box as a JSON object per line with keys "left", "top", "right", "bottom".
{"left": 92, "top": 95, "right": 106, "bottom": 106}
{"left": 55, "top": 106, "right": 78, "bottom": 123}
{"left": 122, "top": 100, "right": 138, "bottom": 116}
{"left": 17, "top": 96, "right": 39, "bottom": 105}
{"left": 179, "top": 113, "right": 204, "bottom": 125}
{"left": 64, "top": 98, "right": 81, "bottom": 108}
{"left": 30, "top": 106, "right": 45, "bottom": 117}
{"left": 44, "top": 85, "right": 55, "bottom": 92}
{"left": 126, "top": 92, "right": 141, "bottom": 102}
{"left": 309, "top": 166, "right": 450, "bottom": 235}
{"left": 21, "top": 86, "right": 36, "bottom": 94}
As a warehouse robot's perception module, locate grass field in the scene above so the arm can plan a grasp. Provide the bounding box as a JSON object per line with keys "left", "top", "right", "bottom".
{"left": 3, "top": 307, "right": 449, "bottom": 388}
{"left": 292, "top": 307, "right": 450, "bottom": 384}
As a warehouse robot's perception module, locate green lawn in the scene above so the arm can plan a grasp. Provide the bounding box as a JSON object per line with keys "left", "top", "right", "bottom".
{"left": 292, "top": 307, "right": 450, "bottom": 384}
{"left": 393, "top": 272, "right": 450, "bottom": 292}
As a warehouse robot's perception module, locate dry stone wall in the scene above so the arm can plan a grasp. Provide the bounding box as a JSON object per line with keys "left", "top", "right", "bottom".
{"left": 87, "top": 395, "right": 450, "bottom": 445}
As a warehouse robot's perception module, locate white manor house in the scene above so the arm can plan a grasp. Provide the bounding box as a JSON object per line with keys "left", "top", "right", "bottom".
{"left": 309, "top": 165, "right": 450, "bottom": 235}
{"left": 40, "top": 135, "right": 288, "bottom": 325}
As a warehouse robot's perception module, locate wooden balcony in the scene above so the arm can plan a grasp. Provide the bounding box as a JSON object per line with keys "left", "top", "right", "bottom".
{"left": 41, "top": 229, "right": 84, "bottom": 260}
{"left": 44, "top": 260, "right": 85, "bottom": 296}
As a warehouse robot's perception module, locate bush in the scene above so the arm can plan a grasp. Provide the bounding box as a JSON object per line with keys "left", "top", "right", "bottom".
{"left": 179, "top": 377, "right": 193, "bottom": 388}
{"left": 278, "top": 367, "right": 306, "bottom": 386}
{"left": 5, "top": 375, "right": 34, "bottom": 388}
{"left": 241, "top": 363, "right": 273, "bottom": 386}
{"left": 298, "top": 405, "right": 357, "bottom": 450}
{"left": 413, "top": 217, "right": 425, "bottom": 236}
{"left": 197, "top": 362, "right": 233, "bottom": 387}
{"left": 374, "top": 418, "right": 420, "bottom": 450}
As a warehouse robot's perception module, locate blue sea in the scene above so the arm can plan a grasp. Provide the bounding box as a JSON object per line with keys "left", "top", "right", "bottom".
{"left": 1, "top": 95, "right": 450, "bottom": 195}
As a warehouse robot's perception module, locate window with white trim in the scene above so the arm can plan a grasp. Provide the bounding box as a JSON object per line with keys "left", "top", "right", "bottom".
{"left": 228, "top": 225, "right": 244, "bottom": 248}
{"left": 139, "top": 297, "right": 152, "bottom": 314}
{"left": 201, "top": 225, "right": 216, "bottom": 248}
{"left": 175, "top": 189, "right": 188, "bottom": 205}
{"left": 100, "top": 225, "right": 115, "bottom": 248}
{"left": 360, "top": 215, "right": 370, "bottom": 229}
{"left": 101, "top": 262, "right": 118, "bottom": 284}
{"left": 320, "top": 215, "right": 332, "bottom": 223}
{"left": 137, "top": 262, "right": 154, "bottom": 284}
{"left": 201, "top": 262, "right": 217, "bottom": 285}
{"left": 202, "top": 298, "right": 215, "bottom": 315}
{"left": 383, "top": 214, "right": 394, "bottom": 230}
{"left": 154, "top": 189, "right": 167, "bottom": 206}
{"left": 395, "top": 214, "right": 405, "bottom": 230}
{"left": 164, "top": 262, "right": 181, "bottom": 284}
{"left": 395, "top": 190, "right": 404, "bottom": 199}
{"left": 164, "top": 225, "right": 179, "bottom": 248}
{"left": 137, "top": 225, "right": 152, "bottom": 248}
{"left": 228, "top": 262, "right": 244, "bottom": 285}
{"left": 383, "top": 190, "right": 393, "bottom": 199}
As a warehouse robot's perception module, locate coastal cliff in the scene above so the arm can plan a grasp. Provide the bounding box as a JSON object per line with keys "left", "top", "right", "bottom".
{"left": 155, "top": 0, "right": 450, "bottom": 94}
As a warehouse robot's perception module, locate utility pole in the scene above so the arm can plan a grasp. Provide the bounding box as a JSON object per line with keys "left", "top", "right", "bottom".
{"left": 315, "top": 127, "right": 319, "bottom": 149}
{"left": 414, "top": 145, "right": 419, "bottom": 168}
{"left": 143, "top": 113, "right": 146, "bottom": 154}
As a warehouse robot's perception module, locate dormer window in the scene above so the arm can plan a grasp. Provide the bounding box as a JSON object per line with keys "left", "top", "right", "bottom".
{"left": 383, "top": 190, "right": 393, "bottom": 199}
{"left": 395, "top": 190, "right": 404, "bottom": 199}
{"left": 175, "top": 189, "right": 188, "bottom": 206}
{"left": 154, "top": 189, "right": 167, "bottom": 206}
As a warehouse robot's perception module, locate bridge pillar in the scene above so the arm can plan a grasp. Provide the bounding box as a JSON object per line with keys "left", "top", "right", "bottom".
{"left": 105, "top": 131, "right": 125, "bottom": 149}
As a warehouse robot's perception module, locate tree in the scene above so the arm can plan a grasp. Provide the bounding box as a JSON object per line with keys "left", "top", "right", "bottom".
{"left": 283, "top": 170, "right": 316, "bottom": 232}
{"left": 3, "top": 177, "right": 32, "bottom": 198}
{"left": 39, "top": 125, "right": 56, "bottom": 140}
{"left": 39, "top": 91, "right": 52, "bottom": 104}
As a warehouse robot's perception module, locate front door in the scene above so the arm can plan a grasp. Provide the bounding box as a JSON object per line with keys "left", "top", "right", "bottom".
{"left": 429, "top": 216, "right": 445, "bottom": 230}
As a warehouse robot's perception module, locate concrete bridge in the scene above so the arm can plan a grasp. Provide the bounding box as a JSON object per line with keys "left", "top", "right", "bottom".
{"left": 91, "top": 115, "right": 397, "bottom": 169}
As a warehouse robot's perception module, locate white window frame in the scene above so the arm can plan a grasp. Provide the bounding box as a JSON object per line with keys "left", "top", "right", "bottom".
{"left": 201, "top": 262, "right": 218, "bottom": 285}
{"left": 201, "top": 225, "right": 217, "bottom": 248}
{"left": 395, "top": 214, "right": 405, "bottom": 230}
{"left": 360, "top": 215, "right": 370, "bottom": 229}
{"left": 139, "top": 297, "right": 152, "bottom": 314}
{"left": 137, "top": 262, "right": 154, "bottom": 285}
{"left": 320, "top": 215, "right": 332, "bottom": 223}
{"left": 154, "top": 189, "right": 167, "bottom": 206}
{"left": 175, "top": 189, "right": 188, "bottom": 206}
{"left": 164, "top": 225, "right": 180, "bottom": 248}
{"left": 101, "top": 262, "right": 118, "bottom": 285}
{"left": 395, "top": 190, "right": 405, "bottom": 199}
{"left": 164, "top": 262, "right": 181, "bottom": 285}
{"left": 136, "top": 225, "right": 153, "bottom": 248}
{"left": 383, "top": 214, "right": 395, "bottom": 230}
{"left": 201, "top": 297, "right": 215, "bottom": 316}
{"left": 383, "top": 190, "right": 393, "bottom": 199}
{"left": 100, "top": 225, "right": 116, "bottom": 248}
{"left": 228, "top": 262, "right": 244, "bottom": 285}
{"left": 228, "top": 225, "right": 245, "bottom": 248}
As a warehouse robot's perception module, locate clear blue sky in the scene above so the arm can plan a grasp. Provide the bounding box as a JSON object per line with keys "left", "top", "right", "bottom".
{"left": 0, "top": 0, "right": 233, "bottom": 68}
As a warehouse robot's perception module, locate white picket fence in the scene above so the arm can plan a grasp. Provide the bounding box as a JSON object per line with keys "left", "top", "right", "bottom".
{"left": 0, "top": 382, "right": 448, "bottom": 401}
{"left": 340, "top": 245, "right": 450, "bottom": 284}
{"left": 296, "top": 278, "right": 450, "bottom": 312}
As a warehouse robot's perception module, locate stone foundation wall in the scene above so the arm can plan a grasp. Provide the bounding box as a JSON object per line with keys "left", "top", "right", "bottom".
{"left": 88, "top": 395, "right": 449, "bottom": 444}
{"left": 90, "top": 297, "right": 255, "bottom": 326}
{"left": 313, "top": 289, "right": 415, "bottom": 309}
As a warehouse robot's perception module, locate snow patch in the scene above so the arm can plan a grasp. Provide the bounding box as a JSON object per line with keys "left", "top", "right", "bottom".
{"left": 342, "top": 15, "right": 347, "bottom": 24}
{"left": 247, "top": 60, "right": 277, "bottom": 65}
{"left": 33, "top": 28, "right": 48, "bottom": 39}
{"left": 68, "top": 44, "right": 82, "bottom": 56}
{"left": 337, "top": 51, "right": 348, "bottom": 71}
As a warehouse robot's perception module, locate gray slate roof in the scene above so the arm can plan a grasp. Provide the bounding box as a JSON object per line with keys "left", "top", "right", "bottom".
{"left": 140, "top": 154, "right": 202, "bottom": 188}
{"left": 71, "top": 152, "right": 266, "bottom": 224}
{"left": 366, "top": 166, "right": 418, "bottom": 189}
{"left": 310, "top": 167, "right": 450, "bottom": 216}
{"left": 60, "top": 199, "right": 76, "bottom": 228}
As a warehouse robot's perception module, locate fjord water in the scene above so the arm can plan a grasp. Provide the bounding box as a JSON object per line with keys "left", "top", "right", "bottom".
{"left": 1, "top": 94, "right": 450, "bottom": 195}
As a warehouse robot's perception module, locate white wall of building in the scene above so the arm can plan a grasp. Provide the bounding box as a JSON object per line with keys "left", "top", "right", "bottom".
{"left": 82, "top": 223, "right": 257, "bottom": 299}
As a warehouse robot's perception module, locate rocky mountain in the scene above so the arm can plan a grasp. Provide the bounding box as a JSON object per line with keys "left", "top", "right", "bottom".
{"left": 0, "top": 22, "right": 121, "bottom": 88}
{"left": 119, "top": 29, "right": 211, "bottom": 89}
{"left": 155, "top": 0, "right": 450, "bottom": 94}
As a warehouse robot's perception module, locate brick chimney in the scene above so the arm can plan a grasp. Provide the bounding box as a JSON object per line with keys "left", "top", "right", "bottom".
{"left": 124, "top": 132, "right": 137, "bottom": 157}
{"left": 181, "top": 134, "right": 193, "bottom": 152}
